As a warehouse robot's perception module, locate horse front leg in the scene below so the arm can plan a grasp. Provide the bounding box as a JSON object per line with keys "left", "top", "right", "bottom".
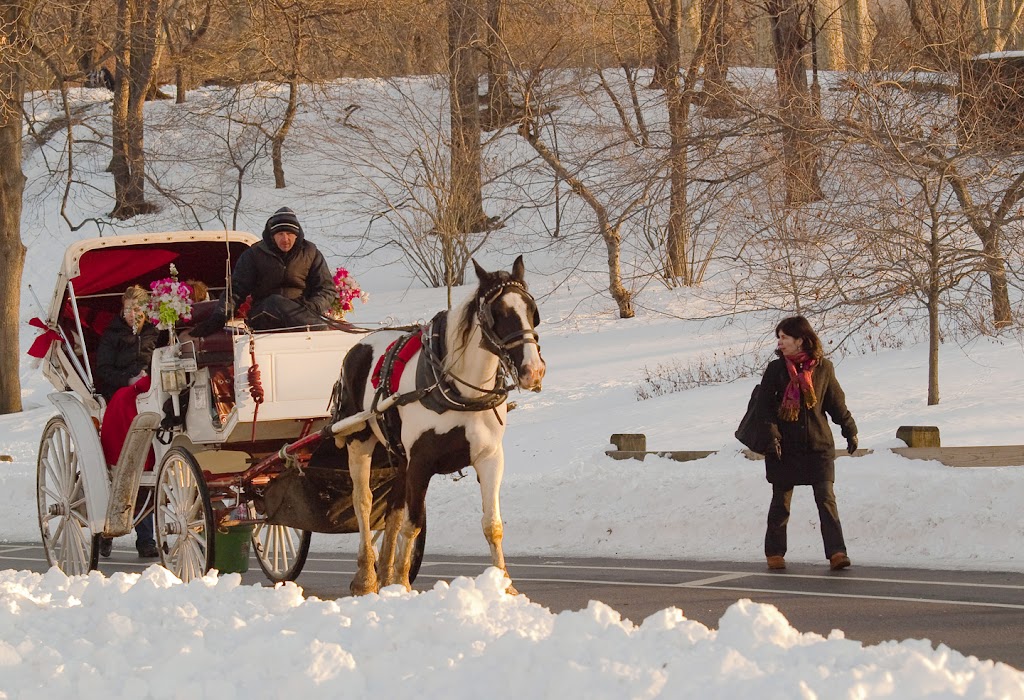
{"left": 377, "top": 505, "right": 404, "bottom": 588}
{"left": 394, "top": 459, "right": 429, "bottom": 591}
{"left": 474, "top": 447, "right": 516, "bottom": 594}
{"left": 346, "top": 438, "right": 379, "bottom": 595}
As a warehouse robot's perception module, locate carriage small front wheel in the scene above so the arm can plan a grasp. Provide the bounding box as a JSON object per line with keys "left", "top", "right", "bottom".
{"left": 155, "top": 447, "right": 214, "bottom": 582}
{"left": 36, "top": 416, "right": 100, "bottom": 574}
{"left": 252, "top": 524, "right": 311, "bottom": 582}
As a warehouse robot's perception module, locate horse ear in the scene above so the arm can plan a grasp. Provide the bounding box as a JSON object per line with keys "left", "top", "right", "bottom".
{"left": 472, "top": 258, "right": 488, "bottom": 281}
{"left": 511, "top": 255, "right": 525, "bottom": 281}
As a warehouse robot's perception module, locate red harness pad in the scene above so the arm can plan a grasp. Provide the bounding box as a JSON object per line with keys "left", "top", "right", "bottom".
{"left": 372, "top": 331, "right": 423, "bottom": 394}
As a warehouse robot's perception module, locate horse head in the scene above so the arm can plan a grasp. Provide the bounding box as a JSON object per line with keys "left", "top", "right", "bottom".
{"left": 471, "top": 255, "right": 546, "bottom": 392}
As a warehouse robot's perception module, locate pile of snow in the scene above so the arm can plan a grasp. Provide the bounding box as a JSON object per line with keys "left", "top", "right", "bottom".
{"left": 1, "top": 567, "right": 1020, "bottom": 698}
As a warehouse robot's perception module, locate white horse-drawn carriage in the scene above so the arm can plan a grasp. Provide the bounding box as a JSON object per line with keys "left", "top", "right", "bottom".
{"left": 34, "top": 231, "right": 423, "bottom": 584}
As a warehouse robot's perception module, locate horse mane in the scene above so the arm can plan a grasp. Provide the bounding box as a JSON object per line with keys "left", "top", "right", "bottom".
{"left": 452, "top": 282, "right": 482, "bottom": 356}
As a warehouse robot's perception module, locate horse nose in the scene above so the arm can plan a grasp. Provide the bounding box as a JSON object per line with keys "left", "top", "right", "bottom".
{"left": 520, "top": 360, "right": 545, "bottom": 391}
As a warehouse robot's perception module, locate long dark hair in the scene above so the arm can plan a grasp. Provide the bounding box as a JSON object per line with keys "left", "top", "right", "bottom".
{"left": 775, "top": 315, "right": 824, "bottom": 360}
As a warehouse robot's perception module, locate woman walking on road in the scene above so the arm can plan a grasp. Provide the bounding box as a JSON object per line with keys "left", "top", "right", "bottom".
{"left": 758, "top": 315, "right": 858, "bottom": 571}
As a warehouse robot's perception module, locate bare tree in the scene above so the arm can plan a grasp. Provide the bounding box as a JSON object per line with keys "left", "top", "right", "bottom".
{"left": 0, "top": 0, "right": 29, "bottom": 414}
{"left": 446, "top": 0, "right": 492, "bottom": 274}
{"left": 164, "top": 0, "right": 211, "bottom": 103}
{"left": 767, "top": 0, "right": 823, "bottom": 205}
{"left": 843, "top": 0, "right": 874, "bottom": 70}
{"left": 110, "top": 0, "right": 164, "bottom": 218}
{"left": 814, "top": 0, "right": 845, "bottom": 71}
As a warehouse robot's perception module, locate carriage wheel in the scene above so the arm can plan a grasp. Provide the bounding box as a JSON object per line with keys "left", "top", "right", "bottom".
{"left": 252, "top": 524, "right": 311, "bottom": 583}
{"left": 36, "top": 417, "right": 99, "bottom": 575}
{"left": 155, "top": 447, "right": 214, "bottom": 582}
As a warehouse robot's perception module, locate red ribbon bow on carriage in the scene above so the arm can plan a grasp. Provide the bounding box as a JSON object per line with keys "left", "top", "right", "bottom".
{"left": 26, "top": 317, "right": 63, "bottom": 359}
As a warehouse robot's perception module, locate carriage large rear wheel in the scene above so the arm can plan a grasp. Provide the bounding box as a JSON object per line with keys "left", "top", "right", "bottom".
{"left": 252, "top": 524, "right": 311, "bottom": 582}
{"left": 36, "top": 417, "right": 99, "bottom": 574}
{"left": 155, "top": 447, "right": 214, "bottom": 582}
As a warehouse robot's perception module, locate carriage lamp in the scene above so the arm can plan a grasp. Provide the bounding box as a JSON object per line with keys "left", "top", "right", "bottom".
{"left": 160, "top": 367, "right": 188, "bottom": 394}
{"left": 159, "top": 354, "right": 197, "bottom": 418}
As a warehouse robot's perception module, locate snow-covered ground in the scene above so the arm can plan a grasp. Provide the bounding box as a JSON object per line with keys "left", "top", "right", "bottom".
{"left": 2, "top": 82, "right": 1024, "bottom": 697}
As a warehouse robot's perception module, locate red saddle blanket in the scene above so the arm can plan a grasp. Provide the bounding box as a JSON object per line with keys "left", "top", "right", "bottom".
{"left": 371, "top": 331, "right": 423, "bottom": 394}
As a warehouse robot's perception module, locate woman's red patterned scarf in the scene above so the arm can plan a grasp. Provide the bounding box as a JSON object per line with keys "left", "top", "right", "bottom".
{"left": 780, "top": 352, "right": 817, "bottom": 421}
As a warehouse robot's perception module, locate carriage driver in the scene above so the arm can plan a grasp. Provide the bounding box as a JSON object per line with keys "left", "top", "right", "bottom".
{"left": 192, "top": 207, "right": 335, "bottom": 335}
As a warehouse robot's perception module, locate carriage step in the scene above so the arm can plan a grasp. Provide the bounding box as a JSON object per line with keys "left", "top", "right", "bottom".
{"left": 104, "top": 411, "right": 162, "bottom": 537}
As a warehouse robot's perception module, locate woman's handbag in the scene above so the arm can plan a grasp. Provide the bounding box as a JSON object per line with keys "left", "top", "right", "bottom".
{"left": 735, "top": 384, "right": 769, "bottom": 454}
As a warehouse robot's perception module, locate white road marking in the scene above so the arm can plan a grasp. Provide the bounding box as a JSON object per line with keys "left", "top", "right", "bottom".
{"left": 419, "top": 560, "right": 1024, "bottom": 591}
{"left": 680, "top": 573, "right": 752, "bottom": 586}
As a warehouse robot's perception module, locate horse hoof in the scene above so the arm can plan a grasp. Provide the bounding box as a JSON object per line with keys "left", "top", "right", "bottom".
{"left": 505, "top": 583, "right": 519, "bottom": 596}
{"left": 349, "top": 577, "right": 379, "bottom": 596}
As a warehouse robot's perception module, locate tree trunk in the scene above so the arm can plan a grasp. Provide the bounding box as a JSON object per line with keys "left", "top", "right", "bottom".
{"left": 111, "top": 0, "right": 163, "bottom": 219}
{"left": 701, "top": 0, "right": 737, "bottom": 117}
{"left": 175, "top": 64, "right": 186, "bottom": 103}
{"left": 646, "top": 0, "right": 694, "bottom": 284}
{"left": 272, "top": 77, "right": 298, "bottom": 189}
{"left": 767, "top": 0, "right": 822, "bottom": 205}
{"left": 980, "top": 230, "right": 1013, "bottom": 328}
{"left": 0, "top": 1, "right": 28, "bottom": 414}
{"left": 110, "top": 0, "right": 133, "bottom": 210}
{"left": 665, "top": 77, "right": 692, "bottom": 283}
{"left": 446, "top": 0, "right": 488, "bottom": 284}
{"left": 843, "top": 0, "right": 874, "bottom": 70}
{"left": 815, "top": 0, "right": 845, "bottom": 70}
{"left": 482, "top": 0, "right": 518, "bottom": 130}
{"left": 927, "top": 291, "right": 940, "bottom": 405}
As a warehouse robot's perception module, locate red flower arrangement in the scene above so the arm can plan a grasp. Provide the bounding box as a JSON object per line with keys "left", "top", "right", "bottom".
{"left": 329, "top": 267, "right": 368, "bottom": 320}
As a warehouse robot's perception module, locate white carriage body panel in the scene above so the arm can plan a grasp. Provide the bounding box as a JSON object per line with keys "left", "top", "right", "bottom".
{"left": 232, "top": 329, "right": 358, "bottom": 422}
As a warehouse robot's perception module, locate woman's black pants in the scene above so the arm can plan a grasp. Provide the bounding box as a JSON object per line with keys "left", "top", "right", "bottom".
{"left": 764, "top": 481, "right": 847, "bottom": 559}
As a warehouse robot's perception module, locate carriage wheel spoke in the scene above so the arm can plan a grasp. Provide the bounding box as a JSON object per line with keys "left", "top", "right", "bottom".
{"left": 156, "top": 449, "right": 212, "bottom": 583}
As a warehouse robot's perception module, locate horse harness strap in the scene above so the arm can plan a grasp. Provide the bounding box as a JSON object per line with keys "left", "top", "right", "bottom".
{"left": 367, "top": 282, "right": 539, "bottom": 455}
{"left": 416, "top": 311, "right": 511, "bottom": 415}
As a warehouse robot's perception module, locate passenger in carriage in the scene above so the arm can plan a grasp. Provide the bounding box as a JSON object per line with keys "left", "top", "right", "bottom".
{"left": 96, "top": 285, "right": 158, "bottom": 402}
{"left": 191, "top": 207, "right": 335, "bottom": 335}
{"left": 96, "top": 285, "right": 161, "bottom": 559}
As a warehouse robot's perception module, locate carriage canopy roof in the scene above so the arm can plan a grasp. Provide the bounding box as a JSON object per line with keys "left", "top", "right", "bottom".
{"left": 46, "top": 231, "right": 259, "bottom": 326}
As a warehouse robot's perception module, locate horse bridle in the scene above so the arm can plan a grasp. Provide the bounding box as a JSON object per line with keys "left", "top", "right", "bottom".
{"left": 420, "top": 280, "right": 541, "bottom": 408}
{"left": 476, "top": 280, "right": 541, "bottom": 358}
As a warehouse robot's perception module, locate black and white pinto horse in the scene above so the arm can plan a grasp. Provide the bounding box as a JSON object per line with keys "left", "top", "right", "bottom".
{"left": 334, "top": 256, "right": 545, "bottom": 595}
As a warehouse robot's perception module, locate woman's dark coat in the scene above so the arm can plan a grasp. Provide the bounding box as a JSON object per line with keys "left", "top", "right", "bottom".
{"left": 96, "top": 315, "right": 159, "bottom": 401}
{"left": 219, "top": 225, "right": 334, "bottom": 318}
{"left": 757, "top": 357, "right": 857, "bottom": 485}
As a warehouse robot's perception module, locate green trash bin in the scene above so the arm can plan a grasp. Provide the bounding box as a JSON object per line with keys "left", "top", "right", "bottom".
{"left": 214, "top": 524, "right": 253, "bottom": 573}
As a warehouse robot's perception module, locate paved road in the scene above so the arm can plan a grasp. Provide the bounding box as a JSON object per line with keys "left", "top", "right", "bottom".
{"left": 3, "top": 543, "right": 1022, "bottom": 671}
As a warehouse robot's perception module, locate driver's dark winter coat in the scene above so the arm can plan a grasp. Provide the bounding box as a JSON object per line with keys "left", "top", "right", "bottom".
{"left": 96, "top": 315, "right": 159, "bottom": 401}
{"left": 219, "top": 225, "right": 334, "bottom": 317}
{"left": 757, "top": 357, "right": 857, "bottom": 485}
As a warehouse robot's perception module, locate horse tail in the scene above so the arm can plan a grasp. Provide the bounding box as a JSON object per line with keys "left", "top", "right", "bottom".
{"left": 333, "top": 343, "right": 374, "bottom": 422}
